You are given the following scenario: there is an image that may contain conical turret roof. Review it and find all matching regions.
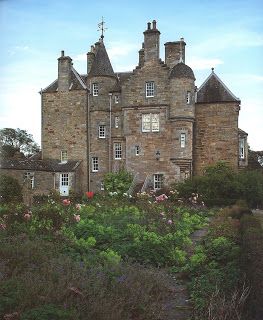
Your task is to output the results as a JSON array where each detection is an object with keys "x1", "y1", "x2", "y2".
[{"x1": 89, "y1": 41, "x2": 115, "y2": 77}]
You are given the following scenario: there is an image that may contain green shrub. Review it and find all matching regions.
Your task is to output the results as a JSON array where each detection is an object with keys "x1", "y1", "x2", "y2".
[
  {"x1": 103, "y1": 170, "x2": 133, "y2": 195},
  {"x1": 21, "y1": 304, "x2": 73, "y2": 320},
  {"x1": 0, "y1": 174, "x2": 23, "y2": 203}
]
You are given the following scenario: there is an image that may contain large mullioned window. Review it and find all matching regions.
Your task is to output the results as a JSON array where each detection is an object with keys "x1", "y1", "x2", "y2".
[{"x1": 142, "y1": 113, "x2": 159, "y2": 132}]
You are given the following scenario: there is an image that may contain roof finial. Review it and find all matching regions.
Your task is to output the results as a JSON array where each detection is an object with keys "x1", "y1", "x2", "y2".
[
  {"x1": 211, "y1": 67, "x2": 214, "y2": 73},
  {"x1": 98, "y1": 16, "x2": 107, "y2": 41}
]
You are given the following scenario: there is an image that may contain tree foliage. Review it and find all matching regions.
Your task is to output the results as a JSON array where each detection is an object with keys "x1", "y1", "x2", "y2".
[
  {"x1": 0, "y1": 174, "x2": 23, "y2": 203},
  {"x1": 0, "y1": 128, "x2": 40, "y2": 159}
]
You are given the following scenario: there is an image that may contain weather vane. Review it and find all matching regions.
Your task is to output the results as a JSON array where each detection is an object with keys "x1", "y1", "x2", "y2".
[{"x1": 98, "y1": 17, "x2": 107, "y2": 40}]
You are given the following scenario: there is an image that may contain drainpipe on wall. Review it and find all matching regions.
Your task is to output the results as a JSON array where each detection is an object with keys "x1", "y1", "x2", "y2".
[
  {"x1": 109, "y1": 93, "x2": 112, "y2": 172},
  {"x1": 87, "y1": 86, "x2": 91, "y2": 191},
  {"x1": 40, "y1": 88, "x2": 43, "y2": 159}
]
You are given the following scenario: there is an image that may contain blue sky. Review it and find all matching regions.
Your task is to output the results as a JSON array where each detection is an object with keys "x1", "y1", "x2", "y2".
[{"x1": 1, "y1": 0, "x2": 262, "y2": 150}]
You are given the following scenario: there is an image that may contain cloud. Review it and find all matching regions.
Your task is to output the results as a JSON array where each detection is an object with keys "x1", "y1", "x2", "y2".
[{"x1": 188, "y1": 57, "x2": 224, "y2": 70}]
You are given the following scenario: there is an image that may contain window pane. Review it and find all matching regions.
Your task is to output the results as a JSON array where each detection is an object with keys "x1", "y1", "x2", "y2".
[
  {"x1": 61, "y1": 173, "x2": 69, "y2": 186},
  {"x1": 180, "y1": 133, "x2": 186, "y2": 148},
  {"x1": 151, "y1": 114, "x2": 159, "y2": 132},
  {"x1": 93, "y1": 83, "x2": 98, "y2": 96},
  {"x1": 114, "y1": 143, "x2": 122, "y2": 159},
  {"x1": 92, "y1": 157, "x2": 99, "y2": 172},
  {"x1": 142, "y1": 114, "x2": 151, "y2": 132},
  {"x1": 146, "y1": 81, "x2": 155, "y2": 97}
]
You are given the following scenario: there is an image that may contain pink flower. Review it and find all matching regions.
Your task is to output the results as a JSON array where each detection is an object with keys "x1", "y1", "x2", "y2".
[
  {"x1": 62, "y1": 199, "x2": 71, "y2": 206},
  {"x1": 24, "y1": 213, "x2": 31, "y2": 221},
  {"x1": 167, "y1": 219, "x2": 173, "y2": 224},
  {"x1": 155, "y1": 194, "x2": 168, "y2": 202},
  {"x1": 86, "y1": 191, "x2": 94, "y2": 199},
  {"x1": 74, "y1": 214, "x2": 81, "y2": 222},
  {"x1": 0, "y1": 223, "x2": 6, "y2": 230},
  {"x1": 75, "y1": 204, "x2": 81, "y2": 210}
]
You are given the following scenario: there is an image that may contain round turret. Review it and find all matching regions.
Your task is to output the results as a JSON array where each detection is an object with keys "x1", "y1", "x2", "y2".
[{"x1": 169, "y1": 62, "x2": 195, "y2": 80}]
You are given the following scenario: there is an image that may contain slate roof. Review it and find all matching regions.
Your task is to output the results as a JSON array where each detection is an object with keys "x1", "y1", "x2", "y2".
[
  {"x1": 42, "y1": 66, "x2": 87, "y2": 93},
  {"x1": 88, "y1": 41, "x2": 115, "y2": 77},
  {"x1": 238, "y1": 128, "x2": 248, "y2": 136},
  {"x1": 169, "y1": 62, "x2": 195, "y2": 80},
  {"x1": 0, "y1": 159, "x2": 81, "y2": 172},
  {"x1": 197, "y1": 70, "x2": 240, "y2": 103}
]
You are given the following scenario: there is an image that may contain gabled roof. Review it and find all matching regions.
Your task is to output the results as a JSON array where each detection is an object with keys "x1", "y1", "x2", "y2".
[
  {"x1": 0, "y1": 159, "x2": 81, "y2": 172},
  {"x1": 238, "y1": 128, "x2": 248, "y2": 136},
  {"x1": 89, "y1": 41, "x2": 115, "y2": 77},
  {"x1": 42, "y1": 66, "x2": 87, "y2": 93},
  {"x1": 197, "y1": 70, "x2": 240, "y2": 103}
]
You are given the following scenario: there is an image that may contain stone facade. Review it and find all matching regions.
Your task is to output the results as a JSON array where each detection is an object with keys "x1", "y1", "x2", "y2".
[{"x1": 0, "y1": 20, "x2": 248, "y2": 197}]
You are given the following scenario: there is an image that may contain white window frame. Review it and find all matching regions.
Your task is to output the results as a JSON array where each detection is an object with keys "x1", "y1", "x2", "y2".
[
  {"x1": 135, "y1": 145, "x2": 140, "y2": 156},
  {"x1": 180, "y1": 133, "x2": 186, "y2": 148},
  {"x1": 115, "y1": 116, "x2": 120, "y2": 129},
  {"x1": 239, "y1": 138, "x2": 245, "y2": 159},
  {"x1": 61, "y1": 173, "x2": 69, "y2": 186},
  {"x1": 24, "y1": 172, "x2": 34, "y2": 189},
  {"x1": 114, "y1": 143, "x2": 122, "y2": 160},
  {"x1": 146, "y1": 81, "x2": 155, "y2": 97},
  {"x1": 92, "y1": 157, "x2": 99, "y2": 172},
  {"x1": 61, "y1": 150, "x2": 68, "y2": 163},
  {"x1": 92, "y1": 83, "x2": 98, "y2": 96},
  {"x1": 99, "y1": 125, "x2": 106, "y2": 138},
  {"x1": 154, "y1": 174, "x2": 163, "y2": 190},
  {"x1": 142, "y1": 113, "x2": 159, "y2": 132},
  {"x1": 186, "y1": 91, "x2": 191, "y2": 104}
]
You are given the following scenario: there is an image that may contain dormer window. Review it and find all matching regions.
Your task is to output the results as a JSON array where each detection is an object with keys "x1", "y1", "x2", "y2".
[
  {"x1": 92, "y1": 83, "x2": 98, "y2": 96},
  {"x1": 146, "y1": 81, "x2": 155, "y2": 97},
  {"x1": 61, "y1": 150, "x2": 68, "y2": 163}
]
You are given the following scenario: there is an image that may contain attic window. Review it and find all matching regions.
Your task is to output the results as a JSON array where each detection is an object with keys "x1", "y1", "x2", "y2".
[
  {"x1": 146, "y1": 81, "x2": 155, "y2": 98},
  {"x1": 61, "y1": 150, "x2": 68, "y2": 163}
]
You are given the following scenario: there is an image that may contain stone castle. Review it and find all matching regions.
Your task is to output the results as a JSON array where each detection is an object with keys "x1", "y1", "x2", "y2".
[{"x1": 1, "y1": 20, "x2": 248, "y2": 197}]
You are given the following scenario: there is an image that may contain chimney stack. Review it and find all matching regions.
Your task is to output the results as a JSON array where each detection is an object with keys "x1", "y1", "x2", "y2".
[
  {"x1": 58, "y1": 50, "x2": 72, "y2": 91},
  {"x1": 164, "y1": 38, "x2": 186, "y2": 68},
  {"x1": 87, "y1": 45, "x2": 95, "y2": 74},
  {"x1": 143, "y1": 20, "x2": 160, "y2": 63}
]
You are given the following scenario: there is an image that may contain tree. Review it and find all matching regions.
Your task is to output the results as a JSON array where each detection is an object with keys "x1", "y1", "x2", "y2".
[
  {"x1": 0, "y1": 174, "x2": 23, "y2": 203},
  {"x1": 0, "y1": 128, "x2": 40, "y2": 159}
]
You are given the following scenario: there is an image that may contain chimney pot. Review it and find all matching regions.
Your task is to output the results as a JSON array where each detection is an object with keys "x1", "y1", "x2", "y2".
[
  {"x1": 61, "y1": 50, "x2": 64, "y2": 57},
  {"x1": 147, "y1": 22, "x2": 151, "y2": 30},
  {"x1": 152, "y1": 20, "x2": 157, "y2": 29}
]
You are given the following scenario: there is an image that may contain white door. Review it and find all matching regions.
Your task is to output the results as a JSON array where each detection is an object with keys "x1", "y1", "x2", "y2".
[{"x1": 60, "y1": 173, "x2": 69, "y2": 196}]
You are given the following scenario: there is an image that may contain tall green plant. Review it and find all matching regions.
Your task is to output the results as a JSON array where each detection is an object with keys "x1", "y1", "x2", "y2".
[
  {"x1": 103, "y1": 170, "x2": 133, "y2": 195},
  {"x1": 0, "y1": 174, "x2": 23, "y2": 204}
]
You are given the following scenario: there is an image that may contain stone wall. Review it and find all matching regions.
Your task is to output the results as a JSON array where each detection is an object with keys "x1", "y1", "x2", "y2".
[{"x1": 194, "y1": 102, "x2": 240, "y2": 175}]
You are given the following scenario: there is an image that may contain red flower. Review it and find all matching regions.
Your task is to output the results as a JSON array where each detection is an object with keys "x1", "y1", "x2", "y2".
[{"x1": 86, "y1": 191, "x2": 94, "y2": 199}]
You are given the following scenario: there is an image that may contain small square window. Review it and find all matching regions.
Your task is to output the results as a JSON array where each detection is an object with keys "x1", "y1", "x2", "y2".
[
  {"x1": 99, "y1": 125, "x2": 106, "y2": 138},
  {"x1": 146, "y1": 81, "x2": 155, "y2": 97},
  {"x1": 180, "y1": 133, "x2": 186, "y2": 148},
  {"x1": 135, "y1": 145, "x2": 140, "y2": 156},
  {"x1": 61, "y1": 150, "x2": 68, "y2": 163},
  {"x1": 114, "y1": 143, "x2": 122, "y2": 159},
  {"x1": 92, "y1": 157, "x2": 99, "y2": 172},
  {"x1": 93, "y1": 83, "x2": 98, "y2": 96}
]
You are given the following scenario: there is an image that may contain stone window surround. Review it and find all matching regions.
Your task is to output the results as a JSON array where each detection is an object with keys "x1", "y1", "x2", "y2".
[
  {"x1": 145, "y1": 81, "x2": 155, "y2": 98},
  {"x1": 92, "y1": 156, "x2": 99, "y2": 172},
  {"x1": 142, "y1": 113, "x2": 160, "y2": 132}
]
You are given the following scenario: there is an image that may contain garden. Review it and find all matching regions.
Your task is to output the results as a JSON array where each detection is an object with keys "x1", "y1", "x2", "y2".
[{"x1": 0, "y1": 163, "x2": 263, "y2": 320}]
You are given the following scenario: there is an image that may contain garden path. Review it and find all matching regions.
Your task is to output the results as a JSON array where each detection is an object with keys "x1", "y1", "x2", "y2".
[{"x1": 161, "y1": 224, "x2": 210, "y2": 320}]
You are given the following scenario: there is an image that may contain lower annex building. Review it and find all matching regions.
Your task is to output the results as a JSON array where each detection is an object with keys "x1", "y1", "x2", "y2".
[{"x1": 0, "y1": 20, "x2": 248, "y2": 198}]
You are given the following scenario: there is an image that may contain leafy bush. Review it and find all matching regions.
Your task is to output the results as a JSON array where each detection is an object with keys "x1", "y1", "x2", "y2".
[
  {"x1": 103, "y1": 170, "x2": 133, "y2": 195},
  {"x1": 175, "y1": 162, "x2": 263, "y2": 208},
  {"x1": 0, "y1": 174, "x2": 23, "y2": 204},
  {"x1": 21, "y1": 304, "x2": 73, "y2": 320}
]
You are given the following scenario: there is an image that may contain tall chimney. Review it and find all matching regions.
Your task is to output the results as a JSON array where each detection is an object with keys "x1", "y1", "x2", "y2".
[
  {"x1": 138, "y1": 43, "x2": 145, "y2": 67},
  {"x1": 143, "y1": 20, "x2": 160, "y2": 63},
  {"x1": 58, "y1": 50, "x2": 72, "y2": 91},
  {"x1": 164, "y1": 38, "x2": 186, "y2": 68},
  {"x1": 87, "y1": 45, "x2": 95, "y2": 74}
]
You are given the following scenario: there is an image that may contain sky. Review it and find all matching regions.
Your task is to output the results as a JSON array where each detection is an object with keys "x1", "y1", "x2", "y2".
[{"x1": 0, "y1": 0, "x2": 262, "y2": 150}]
